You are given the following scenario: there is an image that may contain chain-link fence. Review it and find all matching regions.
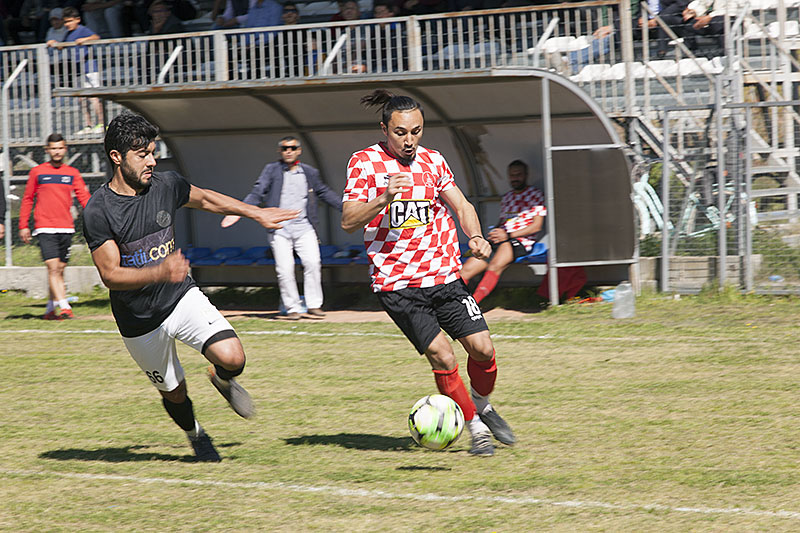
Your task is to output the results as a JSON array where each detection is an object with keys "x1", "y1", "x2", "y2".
[{"x1": 636, "y1": 99, "x2": 800, "y2": 293}]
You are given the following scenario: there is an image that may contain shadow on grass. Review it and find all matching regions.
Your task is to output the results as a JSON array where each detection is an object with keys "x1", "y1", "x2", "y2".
[
  {"x1": 40, "y1": 442, "x2": 241, "y2": 463},
  {"x1": 396, "y1": 465, "x2": 452, "y2": 471},
  {"x1": 284, "y1": 433, "x2": 414, "y2": 451},
  {"x1": 3, "y1": 296, "x2": 112, "y2": 320},
  {"x1": 4, "y1": 313, "x2": 47, "y2": 320}
]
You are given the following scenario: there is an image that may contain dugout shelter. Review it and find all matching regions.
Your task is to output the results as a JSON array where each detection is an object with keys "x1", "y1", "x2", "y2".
[{"x1": 81, "y1": 69, "x2": 636, "y2": 305}]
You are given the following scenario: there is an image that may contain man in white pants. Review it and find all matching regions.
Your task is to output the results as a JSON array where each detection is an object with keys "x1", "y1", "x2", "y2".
[{"x1": 222, "y1": 136, "x2": 343, "y2": 319}]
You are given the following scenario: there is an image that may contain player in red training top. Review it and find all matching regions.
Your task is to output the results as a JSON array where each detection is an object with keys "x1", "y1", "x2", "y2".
[
  {"x1": 19, "y1": 133, "x2": 91, "y2": 320},
  {"x1": 341, "y1": 89, "x2": 516, "y2": 456},
  {"x1": 461, "y1": 160, "x2": 546, "y2": 304}
]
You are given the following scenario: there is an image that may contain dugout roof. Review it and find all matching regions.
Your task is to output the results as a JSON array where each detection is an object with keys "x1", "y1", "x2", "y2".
[{"x1": 81, "y1": 68, "x2": 635, "y2": 291}]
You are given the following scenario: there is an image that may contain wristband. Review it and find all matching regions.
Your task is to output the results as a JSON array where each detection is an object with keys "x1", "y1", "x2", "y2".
[{"x1": 469, "y1": 235, "x2": 483, "y2": 241}]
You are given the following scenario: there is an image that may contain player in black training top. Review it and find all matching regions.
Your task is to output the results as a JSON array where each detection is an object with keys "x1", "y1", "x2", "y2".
[{"x1": 83, "y1": 112, "x2": 298, "y2": 462}]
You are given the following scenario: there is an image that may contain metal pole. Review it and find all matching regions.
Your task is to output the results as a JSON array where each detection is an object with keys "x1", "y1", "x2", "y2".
[
  {"x1": 36, "y1": 44, "x2": 53, "y2": 140},
  {"x1": 407, "y1": 16, "x2": 423, "y2": 72},
  {"x1": 715, "y1": 76, "x2": 726, "y2": 287},
  {"x1": 541, "y1": 78, "x2": 559, "y2": 307},
  {"x1": 744, "y1": 107, "x2": 753, "y2": 291},
  {"x1": 661, "y1": 110, "x2": 670, "y2": 292},
  {"x1": 2, "y1": 59, "x2": 29, "y2": 267},
  {"x1": 620, "y1": 0, "x2": 634, "y2": 116},
  {"x1": 157, "y1": 45, "x2": 184, "y2": 84}
]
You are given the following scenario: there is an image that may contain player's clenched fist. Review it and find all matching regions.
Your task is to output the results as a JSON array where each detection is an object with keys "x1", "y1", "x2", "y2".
[
  {"x1": 382, "y1": 173, "x2": 413, "y2": 203},
  {"x1": 470, "y1": 236, "x2": 492, "y2": 260},
  {"x1": 159, "y1": 250, "x2": 190, "y2": 283}
]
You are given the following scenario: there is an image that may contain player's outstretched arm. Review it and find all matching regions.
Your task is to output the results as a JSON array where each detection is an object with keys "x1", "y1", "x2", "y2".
[
  {"x1": 440, "y1": 186, "x2": 491, "y2": 260},
  {"x1": 91, "y1": 240, "x2": 189, "y2": 290},
  {"x1": 186, "y1": 185, "x2": 298, "y2": 230},
  {"x1": 341, "y1": 173, "x2": 411, "y2": 232}
]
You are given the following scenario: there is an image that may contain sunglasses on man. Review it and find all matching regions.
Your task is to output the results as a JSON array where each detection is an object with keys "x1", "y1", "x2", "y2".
[{"x1": 280, "y1": 145, "x2": 301, "y2": 151}]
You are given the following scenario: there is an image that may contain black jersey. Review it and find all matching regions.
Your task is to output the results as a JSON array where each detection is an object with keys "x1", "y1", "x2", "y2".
[{"x1": 83, "y1": 171, "x2": 195, "y2": 337}]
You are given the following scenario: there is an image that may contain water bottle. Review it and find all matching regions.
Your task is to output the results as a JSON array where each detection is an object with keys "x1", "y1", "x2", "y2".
[{"x1": 612, "y1": 281, "x2": 635, "y2": 319}]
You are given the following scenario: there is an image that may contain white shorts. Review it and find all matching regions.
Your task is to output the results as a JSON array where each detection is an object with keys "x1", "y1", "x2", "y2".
[{"x1": 122, "y1": 287, "x2": 235, "y2": 392}]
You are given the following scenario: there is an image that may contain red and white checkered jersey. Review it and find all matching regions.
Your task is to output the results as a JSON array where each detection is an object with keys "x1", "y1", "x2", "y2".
[
  {"x1": 500, "y1": 186, "x2": 546, "y2": 252},
  {"x1": 343, "y1": 142, "x2": 462, "y2": 292}
]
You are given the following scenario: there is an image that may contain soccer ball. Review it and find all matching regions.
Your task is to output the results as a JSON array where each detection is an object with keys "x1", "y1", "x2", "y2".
[{"x1": 408, "y1": 394, "x2": 465, "y2": 450}]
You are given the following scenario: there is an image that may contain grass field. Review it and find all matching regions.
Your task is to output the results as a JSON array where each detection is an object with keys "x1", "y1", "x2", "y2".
[{"x1": 3, "y1": 288, "x2": 800, "y2": 531}]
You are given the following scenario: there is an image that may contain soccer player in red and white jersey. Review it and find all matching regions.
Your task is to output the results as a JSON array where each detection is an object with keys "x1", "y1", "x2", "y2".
[
  {"x1": 461, "y1": 160, "x2": 546, "y2": 304},
  {"x1": 19, "y1": 133, "x2": 91, "y2": 320},
  {"x1": 341, "y1": 89, "x2": 515, "y2": 456}
]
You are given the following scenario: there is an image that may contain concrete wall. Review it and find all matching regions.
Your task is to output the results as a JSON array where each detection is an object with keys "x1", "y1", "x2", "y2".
[{"x1": 0, "y1": 266, "x2": 104, "y2": 299}]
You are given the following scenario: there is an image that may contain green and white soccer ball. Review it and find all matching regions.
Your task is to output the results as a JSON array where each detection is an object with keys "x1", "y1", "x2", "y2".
[{"x1": 408, "y1": 394, "x2": 465, "y2": 450}]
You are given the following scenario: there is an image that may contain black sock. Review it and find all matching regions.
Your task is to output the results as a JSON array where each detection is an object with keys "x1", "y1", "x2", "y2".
[
  {"x1": 162, "y1": 396, "x2": 196, "y2": 432},
  {"x1": 214, "y1": 362, "x2": 244, "y2": 381}
]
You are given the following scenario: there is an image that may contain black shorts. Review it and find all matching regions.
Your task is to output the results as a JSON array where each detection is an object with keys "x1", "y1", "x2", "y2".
[
  {"x1": 38, "y1": 233, "x2": 72, "y2": 262},
  {"x1": 491, "y1": 238, "x2": 527, "y2": 261},
  {"x1": 376, "y1": 279, "x2": 489, "y2": 354}
]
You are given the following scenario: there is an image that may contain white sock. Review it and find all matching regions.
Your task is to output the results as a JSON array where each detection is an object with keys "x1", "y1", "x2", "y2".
[
  {"x1": 470, "y1": 387, "x2": 491, "y2": 415},
  {"x1": 469, "y1": 416, "x2": 490, "y2": 436},
  {"x1": 57, "y1": 299, "x2": 71, "y2": 310},
  {"x1": 186, "y1": 420, "x2": 203, "y2": 439},
  {"x1": 46, "y1": 300, "x2": 55, "y2": 313}
]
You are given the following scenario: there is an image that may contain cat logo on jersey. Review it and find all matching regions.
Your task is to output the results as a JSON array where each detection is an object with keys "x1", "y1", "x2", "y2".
[{"x1": 389, "y1": 199, "x2": 432, "y2": 229}]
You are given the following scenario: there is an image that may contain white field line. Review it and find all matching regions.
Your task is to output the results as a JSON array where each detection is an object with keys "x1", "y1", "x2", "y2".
[
  {"x1": 2, "y1": 468, "x2": 800, "y2": 520},
  {"x1": 0, "y1": 329, "x2": 554, "y2": 340}
]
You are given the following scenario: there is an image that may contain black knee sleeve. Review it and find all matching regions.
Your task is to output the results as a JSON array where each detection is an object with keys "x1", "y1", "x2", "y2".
[
  {"x1": 201, "y1": 329, "x2": 238, "y2": 355},
  {"x1": 214, "y1": 361, "x2": 244, "y2": 381}
]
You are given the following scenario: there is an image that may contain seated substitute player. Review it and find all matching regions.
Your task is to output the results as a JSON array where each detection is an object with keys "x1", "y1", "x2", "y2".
[
  {"x1": 82, "y1": 112, "x2": 297, "y2": 462},
  {"x1": 341, "y1": 89, "x2": 516, "y2": 456},
  {"x1": 460, "y1": 159, "x2": 546, "y2": 304}
]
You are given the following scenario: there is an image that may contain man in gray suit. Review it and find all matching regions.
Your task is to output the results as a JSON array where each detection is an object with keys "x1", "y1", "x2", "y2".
[{"x1": 222, "y1": 136, "x2": 342, "y2": 319}]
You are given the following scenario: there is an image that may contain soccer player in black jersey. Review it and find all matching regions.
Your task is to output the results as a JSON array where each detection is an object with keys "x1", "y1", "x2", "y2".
[{"x1": 83, "y1": 112, "x2": 297, "y2": 461}]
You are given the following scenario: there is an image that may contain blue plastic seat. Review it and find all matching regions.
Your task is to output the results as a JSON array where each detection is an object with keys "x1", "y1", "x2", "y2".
[
  {"x1": 192, "y1": 256, "x2": 225, "y2": 266},
  {"x1": 514, "y1": 242, "x2": 548, "y2": 264},
  {"x1": 184, "y1": 247, "x2": 212, "y2": 263},
  {"x1": 349, "y1": 244, "x2": 369, "y2": 264},
  {"x1": 191, "y1": 247, "x2": 243, "y2": 266},
  {"x1": 225, "y1": 246, "x2": 272, "y2": 265},
  {"x1": 320, "y1": 244, "x2": 346, "y2": 265}
]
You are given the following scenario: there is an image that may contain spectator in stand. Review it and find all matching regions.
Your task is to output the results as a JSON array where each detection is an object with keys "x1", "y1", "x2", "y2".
[
  {"x1": 7, "y1": 0, "x2": 61, "y2": 43},
  {"x1": 460, "y1": 160, "x2": 546, "y2": 305},
  {"x1": 214, "y1": 0, "x2": 249, "y2": 28},
  {"x1": 279, "y1": 2, "x2": 319, "y2": 76},
  {"x1": 147, "y1": 0, "x2": 185, "y2": 34},
  {"x1": 677, "y1": 0, "x2": 746, "y2": 54},
  {"x1": 331, "y1": 0, "x2": 368, "y2": 21},
  {"x1": 19, "y1": 133, "x2": 91, "y2": 320},
  {"x1": 281, "y1": 0, "x2": 299, "y2": 24},
  {"x1": 0, "y1": 0, "x2": 11, "y2": 45},
  {"x1": 652, "y1": 0, "x2": 692, "y2": 57},
  {"x1": 368, "y1": 0, "x2": 404, "y2": 73},
  {"x1": 45, "y1": 7, "x2": 68, "y2": 42},
  {"x1": 221, "y1": 136, "x2": 342, "y2": 320},
  {"x1": 48, "y1": 7, "x2": 104, "y2": 134},
  {"x1": 395, "y1": 0, "x2": 447, "y2": 16},
  {"x1": 373, "y1": 0, "x2": 397, "y2": 17},
  {"x1": 82, "y1": 0, "x2": 125, "y2": 38},
  {"x1": 243, "y1": 0, "x2": 281, "y2": 28}
]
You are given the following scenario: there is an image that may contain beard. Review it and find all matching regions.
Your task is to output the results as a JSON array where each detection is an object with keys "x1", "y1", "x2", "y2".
[
  {"x1": 121, "y1": 160, "x2": 151, "y2": 192},
  {"x1": 398, "y1": 154, "x2": 416, "y2": 167}
]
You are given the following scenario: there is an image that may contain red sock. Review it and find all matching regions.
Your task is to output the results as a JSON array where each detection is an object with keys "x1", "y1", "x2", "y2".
[
  {"x1": 467, "y1": 353, "x2": 497, "y2": 397},
  {"x1": 433, "y1": 364, "x2": 477, "y2": 421},
  {"x1": 473, "y1": 270, "x2": 499, "y2": 304}
]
